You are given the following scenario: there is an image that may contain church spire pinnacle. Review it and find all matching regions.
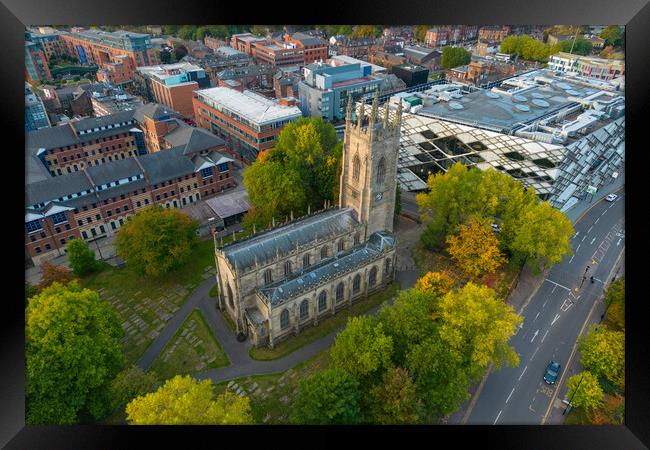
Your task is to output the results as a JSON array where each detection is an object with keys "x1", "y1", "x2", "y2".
[
  {"x1": 369, "y1": 90, "x2": 379, "y2": 126},
  {"x1": 345, "y1": 94, "x2": 353, "y2": 126},
  {"x1": 395, "y1": 99, "x2": 403, "y2": 129},
  {"x1": 357, "y1": 101, "x2": 364, "y2": 128},
  {"x1": 383, "y1": 100, "x2": 390, "y2": 128}
]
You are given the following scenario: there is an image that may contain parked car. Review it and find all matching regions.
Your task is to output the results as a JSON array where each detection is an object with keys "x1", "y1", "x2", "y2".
[
  {"x1": 605, "y1": 194, "x2": 618, "y2": 202},
  {"x1": 543, "y1": 361, "x2": 561, "y2": 385}
]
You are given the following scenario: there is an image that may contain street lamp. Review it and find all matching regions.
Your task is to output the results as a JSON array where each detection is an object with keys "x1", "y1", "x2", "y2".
[{"x1": 563, "y1": 370, "x2": 586, "y2": 416}]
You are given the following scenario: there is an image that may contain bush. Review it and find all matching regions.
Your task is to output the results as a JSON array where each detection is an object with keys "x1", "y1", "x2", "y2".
[{"x1": 66, "y1": 239, "x2": 99, "y2": 276}]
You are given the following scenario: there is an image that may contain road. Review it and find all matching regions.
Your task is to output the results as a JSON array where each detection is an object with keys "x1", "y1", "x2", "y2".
[{"x1": 465, "y1": 191, "x2": 625, "y2": 425}]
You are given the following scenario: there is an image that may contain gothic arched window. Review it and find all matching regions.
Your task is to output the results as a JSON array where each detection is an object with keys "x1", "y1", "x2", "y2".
[
  {"x1": 354, "y1": 232, "x2": 361, "y2": 246},
  {"x1": 321, "y1": 246, "x2": 329, "y2": 259},
  {"x1": 369, "y1": 266, "x2": 378, "y2": 287},
  {"x1": 280, "y1": 309, "x2": 289, "y2": 329},
  {"x1": 338, "y1": 239, "x2": 345, "y2": 252},
  {"x1": 318, "y1": 291, "x2": 327, "y2": 312},
  {"x1": 377, "y1": 157, "x2": 386, "y2": 185},
  {"x1": 284, "y1": 261, "x2": 292, "y2": 276},
  {"x1": 227, "y1": 283, "x2": 234, "y2": 310},
  {"x1": 264, "y1": 269, "x2": 273, "y2": 285},
  {"x1": 300, "y1": 299, "x2": 309, "y2": 319},
  {"x1": 352, "y1": 154, "x2": 361, "y2": 183},
  {"x1": 336, "y1": 282, "x2": 345, "y2": 303},
  {"x1": 303, "y1": 253, "x2": 311, "y2": 269},
  {"x1": 385, "y1": 257, "x2": 392, "y2": 275},
  {"x1": 353, "y1": 274, "x2": 361, "y2": 293}
]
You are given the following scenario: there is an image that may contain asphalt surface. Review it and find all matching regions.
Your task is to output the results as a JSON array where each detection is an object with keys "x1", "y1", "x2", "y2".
[{"x1": 465, "y1": 191, "x2": 625, "y2": 425}]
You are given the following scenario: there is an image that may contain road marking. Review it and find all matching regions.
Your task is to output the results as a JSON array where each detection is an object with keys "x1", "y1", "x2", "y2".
[
  {"x1": 506, "y1": 388, "x2": 515, "y2": 404},
  {"x1": 545, "y1": 279, "x2": 571, "y2": 291},
  {"x1": 542, "y1": 300, "x2": 548, "y2": 308},
  {"x1": 594, "y1": 218, "x2": 599, "y2": 224},
  {"x1": 590, "y1": 237, "x2": 596, "y2": 245},
  {"x1": 494, "y1": 410, "x2": 502, "y2": 424},
  {"x1": 568, "y1": 254, "x2": 575, "y2": 264},
  {"x1": 576, "y1": 244, "x2": 581, "y2": 252},
  {"x1": 574, "y1": 231, "x2": 580, "y2": 238},
  {"x1": 601, "y1": 211, "x2": 606, "y2": 217},
  {"x1": 541, "y1": 330, "x2": 549, "y2": 343},
  {"x1": 519, "y1": 365, "x2": 528, "y2": 381},
  {"x1": 529, "y1": 404, "x2": 536, "y2": 413},
  {"x1": 582, "y1": 235, "x2": 586, "y2": 242},
  {"x1": 587, "y1": 226, "x2": 593, "y2": 234},
  {"x1": 531, "y1": 346, "x2": 540, "y2": 361},
  {"x1": 530, "y1": 329, "x2": 539, "y2": 343},
  {"x1": 551, "y1": 314, "x2": 561, "y2": 326},
  {"x1": 617, "y1": 239, "x2": 621, "y2": 246},
  {"x1": 533, "y1": 312, "x2": 540, "y2": 322},
  {"x1": 541, "y1": 246, "x2": 625, "y2": 425}
]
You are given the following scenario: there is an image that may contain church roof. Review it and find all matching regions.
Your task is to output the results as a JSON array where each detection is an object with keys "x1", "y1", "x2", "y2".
[
  {"x1": 259, "y1": 231, "x2": 395, "y2": 306},
  {"x1": 221, "y1": 208, "x2": 359, "y2": 271}
]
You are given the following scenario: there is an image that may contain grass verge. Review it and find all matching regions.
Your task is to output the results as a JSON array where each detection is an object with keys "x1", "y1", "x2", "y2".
[{"x1": 248, "y1": 282, "x2": 400, "y2": 361}]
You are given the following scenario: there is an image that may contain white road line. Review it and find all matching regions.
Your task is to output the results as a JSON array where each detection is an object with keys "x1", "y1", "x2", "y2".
[
  {"x1": 568, "y1": 254, "x2": 575, "y2": 264},
  {"x1": 574, "y1": 231, "x2": 580, "y2": 238},
  {"x1": 542, "y1": 300, "x2": 548, "y2": 308},
  {"x1": 587, "y1": 226, "x2": 593, "y2": 234},
  {"x1": 590, "y1": 237, "x2": 596, "y2": 245},
  {"x1": 530, "y1": 329, "x2": 539, "y2": 343},
  {"x1": 601, "y1": 211, "x2": 606, "y2": 217},
  {"x1": 594, "y1": 218, "x2": 599, "y2": 224},
  {"x1": 576, "y1": 244, "x2": 581, "y2": 252},
  {"x1": 533, "y1": 312, "x2": 540, "y2": 322},
  {"x1": 551, "y1": 314, "x2": 561, "y2": 326},
  {"x1": 541, "y1": 330, "x2": 549, "y2": 343},
  {"x1": 545, "y1": 279, "x2": 571, "y2": 291},
  {"x1": 494, "y1": 410, "x2": 503, "y2": 424},
  {"x1": 531, "y1": 346, "x2": 540, "y2": 361},
  {"x1": 519, "y1": 366, "x2": 528, "y2": 381},
  {"x1": 582, "y1": 235, "x2": 586, "y2": 242},
  {"x1": 506, "y1": 388, "x2": 515, "y2": 404},
  {"x1": 617, "y1": 239, "x2": 621, "y2": 246}
]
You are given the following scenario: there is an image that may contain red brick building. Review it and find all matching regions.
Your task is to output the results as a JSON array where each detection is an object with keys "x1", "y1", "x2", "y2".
[{"x1": 284, "y1": 32, "x2": 328, "y2": 64}]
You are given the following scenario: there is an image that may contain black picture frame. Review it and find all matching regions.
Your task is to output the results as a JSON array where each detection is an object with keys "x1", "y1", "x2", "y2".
[{"x1": 3, "y1": 0, "x2": 648, "y2": 447}]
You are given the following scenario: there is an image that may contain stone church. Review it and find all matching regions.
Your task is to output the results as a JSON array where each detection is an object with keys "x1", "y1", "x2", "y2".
[{"x1": 213, "y1": 93, "x2": 403, "y2": 348}]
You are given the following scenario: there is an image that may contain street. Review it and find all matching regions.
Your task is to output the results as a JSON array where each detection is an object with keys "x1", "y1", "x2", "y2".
[{"x1": 465, "y1": 191, "x2": 625, "y2": 425}]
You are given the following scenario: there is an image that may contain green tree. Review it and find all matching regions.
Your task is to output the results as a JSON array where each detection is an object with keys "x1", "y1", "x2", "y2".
[
  {"x1": 600, "y1": 26, "x2": 623, "y2": 47},
  {"x1": 509, "y1": 201, "x2": 574, "y2": 272},
  {"x1": 352, "y1": 25, "x2": 383, "y2": 38},
  {"x1": 250, "y1": 25, "x2": 269, "y2": 37},
  {"x1": 414, "y1": 25, "x2": 432, "y2": 43},
  {"x1": 66, "y1": 239, "x2": 98, "y2": 276},
  {"x1": 438, "y1": 282, "x2": 522, "y2": 378},
  {"x1": 205, "y1": 25, "x2": 229, "y2": 39},
  {"x1": 406, "y1": 334, "x2": 471, "y2": 419},
  {"x1": 195, "y1": 27, "x2": 207, "y2": 42},
  {"x1": 107, "y1": 365, "x2": 159, "y2": 415},
  {"x1": 377, "y1": 288, "x2": 438, "y2": 365},
  {"x1": 567, "y1": 371, "x2": 604, "y2": 412},
  {"x1": 290, "y1": 368, "x2": 362, "y2": 424},
  {"x1": 162, "y1": 25, "x2": 179, "y2": 36},
  {"x1": 441, "y1": 46, "x2": 472, "y2": 69},
  {"x1": 369, "y1": 367, "x2": 422, "y2": 424},
  {"x1": 25, "y1": 282, "x2": 39, "y2": 304},
  {"x1": 242, "y1": 117, "x2": 342, "y2": 232},
  {"x1": 26, "y1": 282, "x2": 124, "y2": 424},
  {"x1": 414, "y1": 271, "x2": 454, "y2": 297},
  {"x1": 114, "y1": 206, "x2": 198, "y2": 277},
  {"x1": 126, "y1": 375, "x2": 252, "y2": 424},
  {"x1": 578, "y1": 325, "x2": 625, "y2": 387},
  {"x1": 558, "y1": 37, "x2": 593, "y2": 56},
  {"x1": 604, "y1": 278, "x2": 625, "y2": 330},
  {"x1": 446, "y1": 216, "x2": 507, "y2": 279},
  {"x1": 177, "y1": 25, "x2": 198, "y2": 40},
  {"x1": 330, "y1": 316, "x2": 393, "y2": 384}
]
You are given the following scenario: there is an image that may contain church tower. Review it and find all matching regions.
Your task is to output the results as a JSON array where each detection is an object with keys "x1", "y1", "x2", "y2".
[{"x1": 339, "y1": 91, "x2": 402, "y2": 240}]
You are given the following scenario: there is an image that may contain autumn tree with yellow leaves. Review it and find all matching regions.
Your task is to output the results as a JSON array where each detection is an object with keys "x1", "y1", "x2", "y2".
[{"x1": 446, "y1": 217, "x2": 506, "y2": 279}]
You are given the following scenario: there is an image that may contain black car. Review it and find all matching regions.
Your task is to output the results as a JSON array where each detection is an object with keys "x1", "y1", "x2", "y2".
[{"x1": 543, "y1": 361, "x2": 561, "y2": 385}]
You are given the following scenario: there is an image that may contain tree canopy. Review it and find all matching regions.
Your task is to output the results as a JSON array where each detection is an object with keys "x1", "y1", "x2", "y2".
[
  {"x1": 352, "y1": 25, "x2": 383, "y2": 38},
  {"x1": 414, "y1": 25, "x2": 432, "y2": 42},
  {"x1": 604, "y1": 278, "x2": 625, "y2": 330},
  {"x1": 500, "y1": 35, "x2": 560, "y2": 62},
  {"x1": 242, "y1": 117, "x2": 342, "y2": 232},
  {"x1": 291, "y1": 368, "x2": 362, "y2": 424},
  {"x1": 557, "y1": 37, "x2": 593, "y2": 56},
  {"x1": 330, "y1": 316, "x2": 393, "y2": 384},
  {"x1": 66, "y1": 239, "x2": 99, "y2": 276},
  {"x1": 567, "y1": 371, "x2": 604, "y2": 412},
  {"x1": 369, "y1": 367, "x2": 422, "y2": 424},
  {"x1": 447, "y1": 217, "x2": 506, "y2": 278},
  {"x1": 114, "y1": 206, "x2": 198, "y2": 277},
  {"x1": 26, "y1": 282, "x2": 124, "y2": 424},
  {"x1": 107, "y1": 365, "x2": 159, "y2": 414},
  {"x1": 578, "y1": 325, "x2": 625, "y2": 387},
  {"x1": 414, "y1": 271, "x2": 454, "y2": 297},
  {"x1": 37, "y1": 261, "x2": 75, "y2": 290},
  {"x1": 441, "y1": 46, "x2": 472, "y2": 69},
  {"x1": 126, "y1": 375, "x2": 252, "y2": 425},
  {"x1": 600, "y1": 26, "x2": 624, "y2": 48},
  {"x1": 437, "y1": 282, "x2": 521, "y2": 376}
]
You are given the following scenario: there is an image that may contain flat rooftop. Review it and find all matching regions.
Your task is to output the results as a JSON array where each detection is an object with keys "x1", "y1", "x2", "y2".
[
  {"x1": 330, "y1": 55, "x2": 387, "y2": 73},
  {"x1": 417, "y1": 70, "x2": 623, "y2": 133},
  {"x1": 195, "y1": 87, "x2": 302, "y2": 126}
]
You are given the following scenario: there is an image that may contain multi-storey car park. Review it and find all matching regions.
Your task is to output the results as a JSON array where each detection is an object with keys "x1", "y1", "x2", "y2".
[{"x1": 391, "y1": 69, "x2": 624, "y2": 211}]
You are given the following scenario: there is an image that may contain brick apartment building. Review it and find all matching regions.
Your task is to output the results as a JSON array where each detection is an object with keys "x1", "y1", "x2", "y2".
[
  {"x1": 60, "y1": 29, "x2": 159, "y2": 84},
  {"x1": 204, "y1": 35, "x2": 228, "y2": 50},
  {"x1": 425, "y1": 25, "x2": 479, "y2": 47},
  {"x1": 193, "y1": 87, "x2": 302, "y2": 163},
  {"x1": 25, "y1": 136, "x2": 235, "y2": 265},
  {"x1": 369, "y1": 51, "x2": 406, "y2": 70},
  {"x1": 180, "y1": 49, "x2": 253, "y2": 87},
  {"x1": 25, "y1": 41, "x2": 52, "y2": 82},
  {"x1": 330, "y1": 36, "x2": 376, "y2": 58},
  {"x1": 251, "y1": 41, "x2": 305, "y2": 67},
  {"x1": 215, "y1": 65, "x2": 277, "y2": 92},
  {"x1": 283, "y1": 32, "x2": 329, "y2": 64},
  {"x1": 25, "y1": 27, "x2": 65, "y2": 60},
  {"x1": 135, "y1": 62, "x2": 210, "y2": 119},
  {"x1": 230, "y1": 33, "x2": 267, "y2": 56}
]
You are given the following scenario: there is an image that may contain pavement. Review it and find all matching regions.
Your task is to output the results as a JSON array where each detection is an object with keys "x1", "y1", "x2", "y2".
[{"x1": 461, "y1": 188, "x2": 625, "y2": 425}]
